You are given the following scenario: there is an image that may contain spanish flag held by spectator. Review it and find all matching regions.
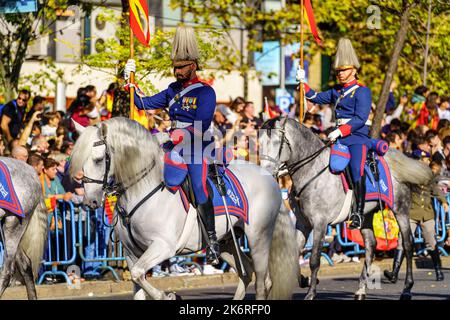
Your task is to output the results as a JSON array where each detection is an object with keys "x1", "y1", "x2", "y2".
[{"x1": 104, "y1": 195, "x2": 117, "y2": 225}]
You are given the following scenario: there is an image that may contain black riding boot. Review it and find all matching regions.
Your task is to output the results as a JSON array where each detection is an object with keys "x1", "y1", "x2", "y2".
[
  {"x1": 429, "y1": 247, "x2": 444, "y2": 281},
  {"x1": 197, "y1": 197, "x2": 220, "y2": 265},
  {"x1": 383, "y1": 249, "x2": 405, "y2": 283},
  {"x1": 349, "y1": 177, "x2": 366, "y2": 230}
]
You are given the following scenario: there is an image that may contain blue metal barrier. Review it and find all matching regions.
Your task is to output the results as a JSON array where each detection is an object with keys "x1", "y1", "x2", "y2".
[
  {"x1": 77, "y1": 208, "x2": 126, "y2": 280},
  {"x1": 10, "y1": 191, "x2": 450, "y2": 285},
  {"x1": 37, "y1": 200, "x2": 77, "y2": 285},
  {"x1": 335, "y1": 223, "x2": 366, "y2": 256}
]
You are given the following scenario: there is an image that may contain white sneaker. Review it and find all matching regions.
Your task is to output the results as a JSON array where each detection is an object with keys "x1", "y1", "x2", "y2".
[
  {"x1": 351, "y1": 256, "x2": 360, "y2": 263},
  {"x1": 152, "y1": 270, "x2": 169, "y2": 278},
  {"x1": 341, "y1": 254, "x2": 352, "y2": 263},
  {"x1": 169, "y1": 263, "x2": 192, "y2": 276},
  {"x1": 202, "y1": 264, "x2": 224, "y2": 275},
  {"x1": 331, "y1": 253, "x2": 343, "y2": 263}
]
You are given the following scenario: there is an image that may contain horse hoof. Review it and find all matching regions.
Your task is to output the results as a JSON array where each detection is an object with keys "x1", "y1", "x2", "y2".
[
  {"x1": 166, "y1": 292, "x2": 182, "y2": 300},
  {"x1": 354, "y1": 294, "x2": 366, "y2": 300},
  {"x1": 400, "y1": 293, "x2": 412, "y2": 300}
]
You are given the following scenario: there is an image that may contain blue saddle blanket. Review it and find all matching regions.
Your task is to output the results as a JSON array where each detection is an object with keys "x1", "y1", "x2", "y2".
[
  {"x1": 364, "y1": 155, "x2": 394, "y2": 209},
  {"x1": 208, "y1": 166, "x2": 249, "y2": 224},
  {"x1": 0, "y1": 160, "x2": 24, "y2": 217},
  {"x1": 164, "y1": 151, "x2": 249, "y2": 224}
]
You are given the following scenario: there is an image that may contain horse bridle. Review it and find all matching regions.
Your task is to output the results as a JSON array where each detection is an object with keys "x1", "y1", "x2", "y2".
[
  {"x1": 260, "y1": 116, "x2": 292, "y2": 178},
  {"x1": 81, "y1": 137, "x2": 154, "y2": 205},
  {"x1": 81, "y1": 140, "x2": 111, "y2": 189},
  {"x1": 260, "y1": 116, "x2": 331, "y2": 186}
]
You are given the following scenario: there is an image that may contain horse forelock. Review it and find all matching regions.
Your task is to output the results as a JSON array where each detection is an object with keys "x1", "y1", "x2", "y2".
[
  {"x1": 105, "y1": 118, "x2": 163, "y2": 181},
  {"x1": 70, "y1": 118, "x2": 163, "y2": 193},
  {"x1": 69, "y1": 125, "x2": 100, "y2": 177}
]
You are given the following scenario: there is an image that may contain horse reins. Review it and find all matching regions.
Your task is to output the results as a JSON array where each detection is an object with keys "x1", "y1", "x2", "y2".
[
  {"x1": 82, "y1": 134, "x2": 165, "y2": 251},
  {"x1": 263, "y1": 116, "x2": 331, "y2": 198}
]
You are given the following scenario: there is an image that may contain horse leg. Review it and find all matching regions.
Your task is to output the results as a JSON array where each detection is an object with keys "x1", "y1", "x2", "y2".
[
  {"x1": 296, "y1": 215, "x2": 312, "y2": 288},
  {"x1": 296, "y1": 227, "x2": 311, "y2": 288},
  {"x1": 396, "y1": 212, "x2": 414, "y2": 300},
  {"x1": 355, "y1": 217, "x2": 376, "y2": 300},
  {"x1": 15, "y1": 248, "x2": 37, "y2": 300},
  {"x1": 129, "y1": 239, "x2": 176, "y2": 300},
  {"x1": 124, "y1": 255, "x2": 148, "y2": 301},
  {"x1": 304, "y1": 225, "x2": 326, "y2": 300},
  {"x1": 0, "y1": 215, "x2": 25, "y2": 298},
  {"x1": 220, "y1": 240, "x2": 254, "y2": 300}
]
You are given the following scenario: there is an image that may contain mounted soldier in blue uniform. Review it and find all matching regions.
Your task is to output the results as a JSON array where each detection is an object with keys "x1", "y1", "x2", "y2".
[
  {"x1": 297, "y1": 38, "x2": 372, "y2": 229},
  {"x1": 124, "y1": 26, "x2": 220, "y2": 264}
]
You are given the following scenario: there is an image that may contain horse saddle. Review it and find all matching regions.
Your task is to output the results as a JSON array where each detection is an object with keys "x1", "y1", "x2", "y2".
[
  {"x1": 163, "y1": 150, "x2": 249, "y2": 224},
  {"x1": 0, "y1": 160, "x2": 25, "y2": 217},
  {"x1": 329, "y1": 139, "x2": 394, "y2": 210}
]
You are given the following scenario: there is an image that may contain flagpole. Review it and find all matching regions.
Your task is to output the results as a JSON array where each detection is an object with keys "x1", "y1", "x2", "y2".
[
  {"x1": 129, "y1": 21, "x2": 135, "y2": 120},
  {"x1": 299, "y1": 0, "x2": 304, "y2": 124}
]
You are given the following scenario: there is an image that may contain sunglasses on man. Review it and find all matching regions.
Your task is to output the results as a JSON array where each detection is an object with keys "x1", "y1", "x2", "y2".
[{"x1": 173, "y1": 63, "x2": 194, "y2": 70}]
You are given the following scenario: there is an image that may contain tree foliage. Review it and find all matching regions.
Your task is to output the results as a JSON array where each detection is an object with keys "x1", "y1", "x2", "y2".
[
  {"x1": 0, "y1": 0, "x2": 91, "y2": 100},
  {"x1": 295, "y1": 0, "x2": 449, "y2": 97},
  {"x1": 79, "y1": 8, "x2": 227, "y2": 95}
]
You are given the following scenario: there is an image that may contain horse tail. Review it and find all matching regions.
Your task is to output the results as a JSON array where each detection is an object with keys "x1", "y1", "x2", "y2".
[
  {"x1": 20, "y1": 194, "x2": 48, "y2": 279},
  {"x1": 267, "y1": 204, "x2": 299, "y2": 300},
  {"x1": 384, "y1": 148, "x2": 434, "y2": 185}
]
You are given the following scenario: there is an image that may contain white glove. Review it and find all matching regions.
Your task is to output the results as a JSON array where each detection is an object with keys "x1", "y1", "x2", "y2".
[
  {"x1": 124, "y1": 59, "x2": 136, "y2": 80},
  {"x1": 327, "y1": 129, "x2": 342, "y2": 142},
  {"x1": 296, "y1": 66, "x2": 306, "y2": 83}
]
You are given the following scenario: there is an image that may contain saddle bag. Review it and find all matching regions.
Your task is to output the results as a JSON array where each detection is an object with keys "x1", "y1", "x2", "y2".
[{"x1": 329, "y1": 143, "x2": 351, "y2": 173}]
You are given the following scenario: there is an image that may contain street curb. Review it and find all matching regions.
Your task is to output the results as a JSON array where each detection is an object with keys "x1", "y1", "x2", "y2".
[{"x1": 2, "y1": 256, "x2": 449, "y2": 299}]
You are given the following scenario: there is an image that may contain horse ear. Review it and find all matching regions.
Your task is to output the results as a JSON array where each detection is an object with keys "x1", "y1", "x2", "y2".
[
  {"x1": 71, "y1": 119, "x2": 86, "y2": 135},
  {"x1": 100, "y1": 122, "x2": 108, "y2": 140}
]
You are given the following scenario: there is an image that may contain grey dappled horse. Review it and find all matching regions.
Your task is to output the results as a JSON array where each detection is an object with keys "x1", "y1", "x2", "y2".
[
  {"x1": 0, "y1": 157, "x2": 48, "y2": 300},
  {"x1": 70, "y1": 117, "x2": 298, "y2": 300},
  {"x1": 259, "y1": 117, "x2": 435, "y2": 300}
]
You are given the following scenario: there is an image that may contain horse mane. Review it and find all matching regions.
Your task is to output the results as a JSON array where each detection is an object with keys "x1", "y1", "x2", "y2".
[
  {"x1": 70, "y1": 117, "x2": 164, "y2": 198},
  {"x1": 261, "y1": 116, "x2": 325, "y2": 148}
]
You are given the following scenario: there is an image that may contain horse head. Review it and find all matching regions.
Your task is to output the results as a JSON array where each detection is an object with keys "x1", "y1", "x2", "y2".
[
  {"x1": 70, "y1": 121, "x2": 114, "y2": 209},
  {"x1": 259, "y1": 116, "x2": 292, "y2": 177}
]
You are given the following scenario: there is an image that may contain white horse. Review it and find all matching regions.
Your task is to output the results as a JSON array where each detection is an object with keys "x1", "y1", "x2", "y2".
[
  {"x1": 0, "y1": 157, "x2": 48, "y2": 300},
  {"x1": 70, "y1": 117, "x2": 298, "y2": 300}
]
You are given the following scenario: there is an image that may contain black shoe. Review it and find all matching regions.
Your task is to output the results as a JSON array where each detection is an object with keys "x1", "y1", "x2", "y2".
[
  {"x1": 197, "y1": 197, "x2": 220, "y2": 265},
  {"x1": 348, "y1": 176, "x2": 366, "y2": 230},
  {"x1": 383, "y1": 249, "x2": 404, "y2": 283},
  {"x1": 430, "y1": 248, "x2": 444, "y2": 281}
]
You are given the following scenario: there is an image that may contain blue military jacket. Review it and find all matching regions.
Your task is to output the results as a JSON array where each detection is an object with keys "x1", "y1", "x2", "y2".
[
  {"x1": 133, "y1": 78, "x2": 216, "y2": 134},
  {"x1": 305, "y1": 79, "x2": 372, "y2": 146}
]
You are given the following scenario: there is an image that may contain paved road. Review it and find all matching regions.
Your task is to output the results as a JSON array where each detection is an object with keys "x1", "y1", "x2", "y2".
[{"x1": 68, "y1": 269, "x2": 450, "y2": 300}]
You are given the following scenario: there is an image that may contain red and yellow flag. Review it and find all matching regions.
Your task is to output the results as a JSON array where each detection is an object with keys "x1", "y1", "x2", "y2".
[
  {"x1": 129, "y1": 0, "x2": 150, "y2": 46},
  {"x1": 132, "y1": 107, "x2": 150, "y2": 129},
  {"x1": 304, "y1": 0, "x2": 322, "y2": 45}
]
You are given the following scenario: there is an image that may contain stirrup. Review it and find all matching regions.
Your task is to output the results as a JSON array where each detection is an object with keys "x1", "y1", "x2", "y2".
[{"x1": 348, "y1": 213, "x2": 363, "y2": 230}]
